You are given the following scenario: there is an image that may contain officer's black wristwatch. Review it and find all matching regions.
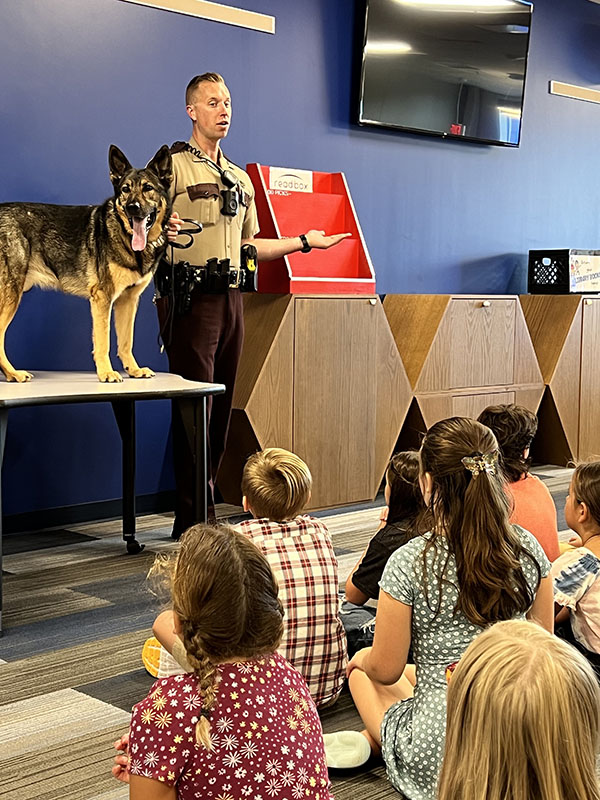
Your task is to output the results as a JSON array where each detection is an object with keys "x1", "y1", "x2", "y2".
[{"x1": 299, "y1": 234, "x2": 312, "y2": 253}]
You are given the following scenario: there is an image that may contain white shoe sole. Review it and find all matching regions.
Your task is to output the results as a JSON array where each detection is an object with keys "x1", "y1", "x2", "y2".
[{"x1": 323, "y1": 730, "x2": 372, "y2": 769}]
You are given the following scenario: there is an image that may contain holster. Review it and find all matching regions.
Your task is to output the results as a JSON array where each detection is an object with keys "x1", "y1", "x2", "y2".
[{"x1": 154, "y1": 246, "x2": 258, "y2": 315}]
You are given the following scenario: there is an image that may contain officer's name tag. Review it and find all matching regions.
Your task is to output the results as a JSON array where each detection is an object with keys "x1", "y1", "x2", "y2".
[{"x1": 268, "y1": 167, "x2": 313, "y2": 194}]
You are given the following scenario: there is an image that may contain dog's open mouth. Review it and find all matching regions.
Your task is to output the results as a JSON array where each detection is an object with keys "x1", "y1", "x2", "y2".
[{"x1": 129, "y1": 210, "x2": 157, "y2": 252}]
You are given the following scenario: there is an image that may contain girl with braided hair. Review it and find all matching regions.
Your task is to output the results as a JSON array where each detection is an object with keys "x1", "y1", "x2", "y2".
[
  {"x1": 325, "y1": 417, "x2": 553, "y2": 800},
  {"x1": 120, "y1": 524, "x2": 333, "y2": 800}
]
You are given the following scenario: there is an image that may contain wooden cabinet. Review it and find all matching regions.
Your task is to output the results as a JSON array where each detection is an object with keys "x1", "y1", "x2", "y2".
[
  {"x1": 521, "y1": 295, "x2": 600, "y2": 464},
  {"x1": 383, "y1": 295, "x2": 544, "y2": 447},
  {"x1": 218, "y1": 295, "x2": 412, "y2": 510},
  {"x1": 580, "y1": 299, "x2": 600, "y2": 461},
  {"x1": 447, "y1": 299, "x2": 516, "y2": 388},
  {"x1": 293, "y1": 298, "x2": 378, "y2": 506}
]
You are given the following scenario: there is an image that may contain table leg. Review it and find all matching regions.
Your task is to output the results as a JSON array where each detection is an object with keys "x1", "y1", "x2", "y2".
[
  {"x1": 111, "y1": 400, "x2": 144, "y2": 555},
  {"x1": 0, "y1": 409, "x2": 7, "y2": 635},
  {"x1": 194, "y1": 397, "x2": 208, "y2": 524},
  {"x1": 176, "y1": 397, "x2": 208, "y2": 525}
]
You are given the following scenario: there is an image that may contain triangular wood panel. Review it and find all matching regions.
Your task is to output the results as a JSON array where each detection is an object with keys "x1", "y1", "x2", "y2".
[
  {"x1": 415, "y1": 394, "x2": 454, "y2": 428},
  {"x1": 373, "y1": 310, "x2": 413, "y2": 496},
  {"x1": 383, "y1": 295, "x2": 450, "y2": 388},
  {"x1": 232, "y1": 294, "x2": 293, "y2": 409},
  {"x1": 578, "y1": 299, "x2": 600, "y2": 461},
  {"x1": 520, "y1": 294, "x2": 581, "y2": 382},
  {"x1": 548, "y1": 303, "x2": 582, "y2": 457},
  {"x1": 531, "y1": 387, "x2": 574, "y2": 467},
  {"x1": 513, "y1": 385, "x2": 546, "y2": 415},
  {"x1": 395, "y1": 398, "x2": 427, "y2": 452},
  {"x1": 514, "y1": 301, "x2": 545, "y2": 385},
  {"x1": 246, "y1": 303, "x2": 295, "y2": 452}
]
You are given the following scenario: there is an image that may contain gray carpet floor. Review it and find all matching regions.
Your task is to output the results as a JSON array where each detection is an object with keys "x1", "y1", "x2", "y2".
[{"x1": 0, "y1": 466, "x2": 572, "y2": 800}]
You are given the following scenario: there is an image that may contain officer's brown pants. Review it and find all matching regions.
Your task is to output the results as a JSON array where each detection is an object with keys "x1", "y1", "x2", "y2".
[{"x1": 157, "y1": 289, "x2": 244, "y2": 534}]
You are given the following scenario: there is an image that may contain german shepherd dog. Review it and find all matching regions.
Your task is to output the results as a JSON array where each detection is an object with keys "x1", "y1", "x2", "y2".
[{"x1": 0, "y1": 144, "x2": 172, "y2": 382}]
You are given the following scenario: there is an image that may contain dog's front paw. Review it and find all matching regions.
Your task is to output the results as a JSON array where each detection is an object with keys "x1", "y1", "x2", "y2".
[
  {"x1": 6, "y1": 369, "x2": 34, "y2": 383},
  {"x1": 98, "y1": 370, "x2": 124, "y2": 383},
  {"x1": 126, "y1": 366, "x2": 155, "y2": 379}
]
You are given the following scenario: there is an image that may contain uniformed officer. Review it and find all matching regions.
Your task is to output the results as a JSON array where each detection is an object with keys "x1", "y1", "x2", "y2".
[{"x1": 160, "y1": 72, "x2": 350, "y2": 537}]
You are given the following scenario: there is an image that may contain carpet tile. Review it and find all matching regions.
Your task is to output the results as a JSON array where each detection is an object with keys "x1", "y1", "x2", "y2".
[
  {"x1": 0, "y1": 468, "x2": 571, "y2": 800},
  {"x1": 0, "y1": 689, "x2": 130, "y2": 800}
]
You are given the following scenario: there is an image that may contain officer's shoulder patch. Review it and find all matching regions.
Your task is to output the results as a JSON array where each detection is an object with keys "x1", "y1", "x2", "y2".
[{"x1": 170, "y1": 141, "x2": 188, "y2": 155}]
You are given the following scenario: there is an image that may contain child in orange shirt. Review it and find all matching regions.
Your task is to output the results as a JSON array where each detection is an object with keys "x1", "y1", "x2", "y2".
[{"x1": 478, "y1": 404, "x2": 560, "y2": 561}]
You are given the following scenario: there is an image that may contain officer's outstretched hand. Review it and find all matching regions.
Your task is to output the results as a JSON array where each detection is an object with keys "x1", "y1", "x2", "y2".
[{"x1": 306, "y1": 230, "x2": 352, "y2": 250}]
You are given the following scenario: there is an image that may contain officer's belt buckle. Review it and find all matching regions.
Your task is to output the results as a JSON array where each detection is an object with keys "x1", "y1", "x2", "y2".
[{"x1": 228, "y1": 268, "x2": 241, "y2": 289}]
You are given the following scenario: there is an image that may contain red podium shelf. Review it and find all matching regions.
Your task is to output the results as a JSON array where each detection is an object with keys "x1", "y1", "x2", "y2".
[{"x1": 247, "y1": 164, "x2": 375, "y2": 295}]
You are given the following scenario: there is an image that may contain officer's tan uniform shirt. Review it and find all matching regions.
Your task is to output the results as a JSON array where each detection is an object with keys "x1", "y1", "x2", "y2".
[{"x1": 171, "y1": 138, "x2": 259, "y2": 267}]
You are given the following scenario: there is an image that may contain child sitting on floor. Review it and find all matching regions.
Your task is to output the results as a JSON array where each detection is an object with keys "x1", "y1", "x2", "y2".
[
  {"x1": 438, "y1": 619, "x2": 600, "y2": 800},
  {"x1": 115, "y1": 524, "x2": 333, "y2": 799},
  {"x1": 236, "y1": 447, "x2": 347, "y2": 707},
  {"x1": 144, "y1": 448, "x2": 347, "y2": 708},
  {"x1": 324, "y1": 417, "x2": 553, "y2": 800},
  {"x1": 478, "y1": 403, "x2": 560, "y2": 561},
  {"x1": 552, "y1": 461, "x2": 600, "y2": 674},
  {"x1": 341, "y1": 451, "x2": 424, "y2": 655}
]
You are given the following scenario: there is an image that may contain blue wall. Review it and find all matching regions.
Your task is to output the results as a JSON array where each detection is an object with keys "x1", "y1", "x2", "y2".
[{"x1": 0, "y1": 0, "x2": 599, "y2": 516}]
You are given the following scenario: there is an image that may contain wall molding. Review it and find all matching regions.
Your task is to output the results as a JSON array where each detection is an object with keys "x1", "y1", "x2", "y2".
[
  {"x1": 549, "y1": 80, "x2": 600, "y2": 105},
  {"x1": 118, "y1": 0, "x2": 275, "y2": 33}
]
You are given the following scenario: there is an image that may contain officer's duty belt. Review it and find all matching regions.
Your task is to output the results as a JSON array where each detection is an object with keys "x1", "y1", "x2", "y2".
[{"x1": 155, "y1": 256, "x2": 256, "y2": 314}]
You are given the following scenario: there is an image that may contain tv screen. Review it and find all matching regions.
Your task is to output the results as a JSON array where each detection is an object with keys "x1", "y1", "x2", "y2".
[{"x1": 357, "y1": 0, "x2": 533, "y2": 147}]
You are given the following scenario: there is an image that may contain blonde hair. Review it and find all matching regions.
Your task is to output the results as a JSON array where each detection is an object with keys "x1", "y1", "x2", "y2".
[
  {"x1": 439, "y1": 620, "x2": 600, "y2": 800},
  {"x1": 185, "y1": 72, "x2": 225, "y2": 105},
  {"x1": 149, "y1": 524, "x2": 283, "y2": 749},
  {"x1": 241, "y1": 448, "x2": 312, "y2": 521}
]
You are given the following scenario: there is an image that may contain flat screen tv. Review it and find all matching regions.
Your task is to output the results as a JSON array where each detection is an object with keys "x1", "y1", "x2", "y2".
[{"x1": 357, "y1": 0, "x2": 533, "y2": 147}]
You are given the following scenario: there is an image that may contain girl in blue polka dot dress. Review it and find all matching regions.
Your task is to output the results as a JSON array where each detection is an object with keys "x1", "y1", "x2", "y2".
[{"x1": 325, "y1": 417, "x2": 554, "y2": 800}]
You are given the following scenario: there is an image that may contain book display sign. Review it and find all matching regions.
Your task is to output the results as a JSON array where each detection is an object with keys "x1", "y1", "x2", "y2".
[{"x1": 247, "y1": 163, "x2": 375, "y2": 295}]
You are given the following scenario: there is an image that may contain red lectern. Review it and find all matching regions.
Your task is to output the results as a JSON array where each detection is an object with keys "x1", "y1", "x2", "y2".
[{"x1": 246, "y1": 164, "x2": 375, "y2": 294}]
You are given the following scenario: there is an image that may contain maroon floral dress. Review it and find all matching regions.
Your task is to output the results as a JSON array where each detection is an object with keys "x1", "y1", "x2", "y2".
[{"x1": 128, "y1": 652, "x2": 333, "y2": 800}]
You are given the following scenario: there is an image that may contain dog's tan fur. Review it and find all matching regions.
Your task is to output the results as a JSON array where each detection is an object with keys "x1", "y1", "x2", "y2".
[{"x1": 0, "y1": 145, "x2": 172, "y2": 382}]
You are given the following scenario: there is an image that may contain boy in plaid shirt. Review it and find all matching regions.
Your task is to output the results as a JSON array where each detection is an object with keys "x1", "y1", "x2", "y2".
[
  {"x1": 143, "y1": 448, "x2": 347, "y2": 708},
  {"x1": 237, "y1": 448, "x2": 347, "y2": 707}
]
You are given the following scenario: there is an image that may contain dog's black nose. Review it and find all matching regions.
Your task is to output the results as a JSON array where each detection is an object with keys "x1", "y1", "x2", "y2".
[{"x1": 126, "y1": 201, "x2": 142, "y2": 218}]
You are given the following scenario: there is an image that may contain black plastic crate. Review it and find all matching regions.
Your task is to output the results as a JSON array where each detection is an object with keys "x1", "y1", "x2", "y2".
[{"x1": 528, "y1": 249, "x2": 600, "y2": 294}]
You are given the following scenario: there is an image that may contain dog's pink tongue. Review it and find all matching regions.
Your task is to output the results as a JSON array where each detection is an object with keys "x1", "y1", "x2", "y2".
[{"x1": 132, "y1": 218, "x2": 148, "y2": 251}]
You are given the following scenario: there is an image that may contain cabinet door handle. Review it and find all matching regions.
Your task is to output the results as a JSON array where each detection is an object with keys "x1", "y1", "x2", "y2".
[
  {"x1": 481, "y1": 300, "x2": 491, "y2": 308},
  {"x1": 585, "y1": 299, "x2": 593, "y2": 306}
]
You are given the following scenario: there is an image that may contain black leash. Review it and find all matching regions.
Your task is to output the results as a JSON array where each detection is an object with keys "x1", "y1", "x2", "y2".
[{"x1": 157, "y1": 218, "x2": 203, "y2": 352}]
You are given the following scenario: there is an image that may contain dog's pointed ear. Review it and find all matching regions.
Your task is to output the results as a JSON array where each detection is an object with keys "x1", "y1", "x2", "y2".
[
  {"x1": 146, "y1": 145, "x2": 173, "y2": 190},
  {"x1": 108, "y1": 145, "x2": 132, "y2": 187}
]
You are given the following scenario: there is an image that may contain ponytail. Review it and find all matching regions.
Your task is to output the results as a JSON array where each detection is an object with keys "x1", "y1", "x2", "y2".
[
  {"x1": 455, "y1": 464, "x2": 536, "y2": 625},
  {"x1": 420, "y1": 418, "x2": 540, "y2": 625}
]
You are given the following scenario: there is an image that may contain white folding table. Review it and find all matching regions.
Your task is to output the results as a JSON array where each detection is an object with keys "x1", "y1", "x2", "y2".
[{"x1": 0, "y1": 371, "x2": 226, "y2": 633}]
